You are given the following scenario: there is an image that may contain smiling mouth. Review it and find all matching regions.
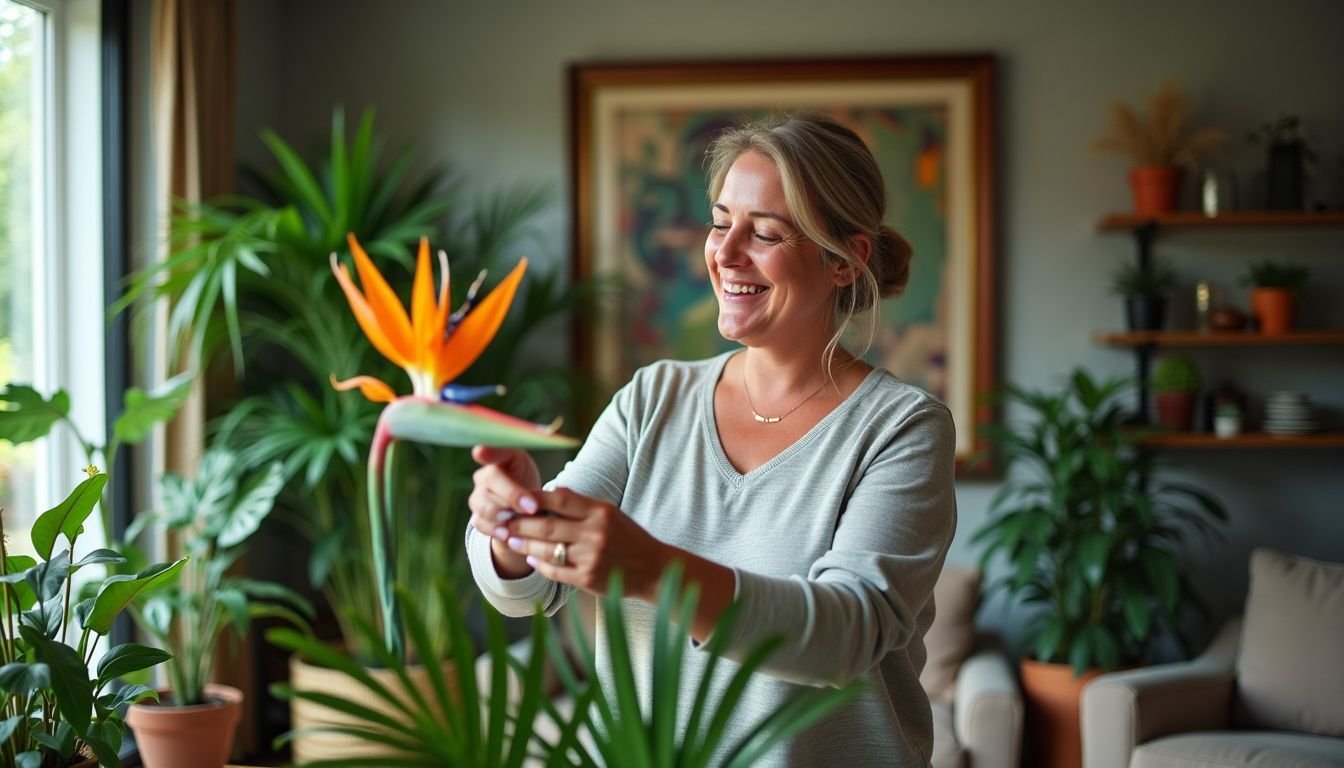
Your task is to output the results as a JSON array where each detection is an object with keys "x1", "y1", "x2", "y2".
[{"x1": 723, "y1": 281, "x2": 768, "y2": 296}]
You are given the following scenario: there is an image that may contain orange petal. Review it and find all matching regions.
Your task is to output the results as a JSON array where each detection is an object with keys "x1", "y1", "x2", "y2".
[
  {"x1": 330, "y1": 256, "x2": 411, "y2": 368},
  {"x1": 437, "y1": 258, "x2": 527, "y2": 385},
  {"x1": 347, "y1": 234, "x2": 414, "y2": 363},
  {"x1": 330, "y1": 373, "x2": 397, "y2": 404},
  {"x1": 410, "y1": 237, "x2": 439, "y2": 371}
]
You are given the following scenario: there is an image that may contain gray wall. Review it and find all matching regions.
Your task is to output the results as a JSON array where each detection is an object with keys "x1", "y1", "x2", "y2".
[{"x1": 237, "y1": 0, "x2": 1344, "y2": 654}]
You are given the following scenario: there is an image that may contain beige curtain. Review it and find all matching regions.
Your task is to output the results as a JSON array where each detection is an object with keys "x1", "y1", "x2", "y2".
[{"x1": 149, "y1": 0, "x2": 251, "y2": 753}]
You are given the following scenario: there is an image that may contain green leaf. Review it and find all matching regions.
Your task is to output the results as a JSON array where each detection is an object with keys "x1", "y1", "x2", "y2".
[
  {"x1": 81, "y1": 732, "x2": 122, "y2": 768},
  {"x1": 216, "y1": 461, "x2": 284, "y2": 548},
  {"x1": 0, "y1": 715, "x2": 22, "y2": 743},
  {"x1": 86, "y1": 557, "x2": 188, "y2": 635},
  {"x1": 32, "y1": 474, "x2": 108, "y2": 559},
  {"x1": 16, "y1": 750, "x2": 41, "y2": 768},
  {"x1": 97, "y1": 643, "x2": 172, "y2": 683},
  {"x1": 25, "y1": 552, "x2": 71, "y2": 603},
  {"x1": 100, "y1": 682, "x2": 158, "y2": 711},
  {"x1": 113, "y1": 372, "x2": 194, "y2": 445},
  {"x1": 0, "y1": 385, "x2": 70, "y2": 444},
  {"x1": 1077, "y1": 530, "x2": 1112, "y2": 588},
  {"x1": 0, "y1": 662, "x2": 51, "y2": 694},
  {"x1": 72, "y1": 548, "x2": 128, "y2": 571},
  {"x1": 20, "y1": 625, "x2": 94, "y2": 735}
]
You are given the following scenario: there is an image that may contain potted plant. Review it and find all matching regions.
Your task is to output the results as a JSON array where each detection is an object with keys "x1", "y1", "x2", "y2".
[
  {"x1": 1093, "y1": 80, "x2": 1227, "y2": 215},
  {"x1": 972, "y1": 369, "x2": 1227, "y2": 768},
  {"x1": 1248, "y1": 115, "x2": 1317, "y2": 211},
  {"x1": 268, "y1": 566, "x2": 859, "y2": 767},
  {"x1": 1109, "y1": 258, "x2": 1176, "y2": 331},
  {"x1": 1151, "y1": 354, "x2": 1202, "y2": 431},
  {"x1": 0, "y1": 470, "x2": 186, "y2": 767},
  {"x1": 1237, "y1": 258, "x2": 1310, "y2": 335},
  {"x1": 121, "y1": 446, "x2": 313, "y2": 768}
]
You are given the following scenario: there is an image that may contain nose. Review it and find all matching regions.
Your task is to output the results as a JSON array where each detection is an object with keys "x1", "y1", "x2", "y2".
[{"x1": 712, "y1": 224, "x2": 751, "y2": 269}]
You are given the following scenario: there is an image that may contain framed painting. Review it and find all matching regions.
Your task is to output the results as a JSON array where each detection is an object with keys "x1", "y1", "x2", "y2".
[{"x1": 570, "y1": 56, "x2": 997, "y2": 475}]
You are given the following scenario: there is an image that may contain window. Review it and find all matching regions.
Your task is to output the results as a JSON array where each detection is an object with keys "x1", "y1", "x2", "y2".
[{"x1": 0, "y1": 0, "x2": 107, "y2": 558}]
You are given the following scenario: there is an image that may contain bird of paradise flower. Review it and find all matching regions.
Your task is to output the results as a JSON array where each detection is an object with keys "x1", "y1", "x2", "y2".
[{"x1": 330, "y1": 233, "x2": 577, "y2": 661}]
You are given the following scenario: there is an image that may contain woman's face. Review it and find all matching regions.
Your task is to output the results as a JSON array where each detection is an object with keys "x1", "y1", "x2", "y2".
[{"x1": 704, "y1": 150, "x2": 840, "y2": 348}]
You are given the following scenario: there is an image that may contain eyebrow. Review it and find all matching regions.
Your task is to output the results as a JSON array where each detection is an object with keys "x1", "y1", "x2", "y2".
[{"x1": 712, "y1": 202, "x2": 792, "y2": 224}]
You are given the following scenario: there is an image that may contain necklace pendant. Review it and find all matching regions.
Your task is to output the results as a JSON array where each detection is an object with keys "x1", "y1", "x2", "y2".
[{"x1": 752, "y1": 411, "x2": 781, "y2": 424}]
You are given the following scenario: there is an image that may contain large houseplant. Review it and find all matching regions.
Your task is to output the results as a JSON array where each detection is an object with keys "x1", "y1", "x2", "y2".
[
  {"x1": 0, "y1": 470, "x2": 186, "y2": 767},
  {"x1": 972, "y1": 369, "x2": 1227, "y2": 768},
  {"x1": 120, "y1": 109, "x2": 585, "y2": 664},
  {"x1": 268, "y1": 566, "x2": 860, "y2": 768},
  {"x1": 1093, "y1": 80, "x2": 1226, "y2": 215},
  {"x1": 122, "y1": 446, "x2": 313, "y2": 768}
]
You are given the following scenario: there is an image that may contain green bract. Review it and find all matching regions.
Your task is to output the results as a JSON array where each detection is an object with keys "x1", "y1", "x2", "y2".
[
  {"x1": 0, "y1": 473, "x2": 184, "y2": 767},
  {"x1": 972, "y1": 369, "x2": 1228, "y2": 675}
]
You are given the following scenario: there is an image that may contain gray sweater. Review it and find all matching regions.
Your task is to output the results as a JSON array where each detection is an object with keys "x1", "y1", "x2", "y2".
[{"x1": 467, "y1": 352, "x2": 957, "y2": 767}]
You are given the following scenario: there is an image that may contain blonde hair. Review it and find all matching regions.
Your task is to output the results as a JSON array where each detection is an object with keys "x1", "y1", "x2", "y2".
[{"x1": 705, "y1": 111, "x2": 912, "y2": 372}]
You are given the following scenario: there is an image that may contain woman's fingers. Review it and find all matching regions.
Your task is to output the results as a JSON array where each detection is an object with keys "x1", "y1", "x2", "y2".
[{"x1": 471, "y1": 461, "x2": 540, "y2": 515}]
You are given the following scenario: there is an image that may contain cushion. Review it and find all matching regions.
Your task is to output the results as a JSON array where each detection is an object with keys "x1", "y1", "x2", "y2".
[
  {"x1": 1132, "y1": 731, "x2": 1344, "y2": 768},
  {"x1": 920, "y1": 566, "x2": 982, "y2": 704},
  {"x1": 1233, "y1": 548, "x2": 1344, "y2": 737}
]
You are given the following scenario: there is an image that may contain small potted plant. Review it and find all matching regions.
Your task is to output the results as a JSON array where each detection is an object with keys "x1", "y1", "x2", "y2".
[
  {"x1": 1238, "y1": 259, "x2": 1310, "y2": 335},
  {"x1": 0, "y1": 470, "x2": 186, "y2": 767},
  {"x1": 1110, "y1": 258, "x2": 1176, "y2": 331},
  {"x1": 1247, "y1": 115, "x2": 1317, "y2": 211},
  {"x1": 123, "y1": 447, "x2": 313, "y2": 768},
  {"x1": 1213, "y1": 401, "x2": 1243, "y2": 439},
  {"x1": 1151, "y1": 354, "x2": 1202, "y2": 431},
  {"x1": 1093, "y1": 80, "x2": 1227, "y2": 215}
]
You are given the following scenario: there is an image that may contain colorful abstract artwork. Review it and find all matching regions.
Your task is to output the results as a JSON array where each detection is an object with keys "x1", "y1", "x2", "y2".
[{"x1": 571, "y1": 57, "x2": 997, "y2": 473}]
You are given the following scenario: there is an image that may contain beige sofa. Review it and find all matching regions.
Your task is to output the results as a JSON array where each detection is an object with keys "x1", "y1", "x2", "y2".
[
  {"x1": 1081, "y1": 548, "x2": 1344, "y2": 768},
  {"x1": 476, "y1": 565, "x2": 1023, "y2": 768}
]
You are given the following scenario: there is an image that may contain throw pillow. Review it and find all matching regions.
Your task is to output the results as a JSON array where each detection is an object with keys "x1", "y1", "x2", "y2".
[
  {"x1": 920, "y1": 566, "x2": 982, "y2": 704},
  {"x1": 1234, "y1": 547, "x2": 1344, "y2": 737}
]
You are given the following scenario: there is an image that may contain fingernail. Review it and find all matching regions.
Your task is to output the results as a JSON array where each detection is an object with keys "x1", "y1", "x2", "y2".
[
  {"x1": 526, "y1": 556, "x2": 539, "y2": 568},
  {"x1": 493, "y1": 527, "x2": 509, "y2": 541},
  {"x1": 496, "y1": 511, "x2": 516, "y2": 523},
  {"x1": 520, "y1": 496, "x2": 538, "y2": 514},
  {"x1": 507, "y1": 536, "x2": 526, "y2": 552}
]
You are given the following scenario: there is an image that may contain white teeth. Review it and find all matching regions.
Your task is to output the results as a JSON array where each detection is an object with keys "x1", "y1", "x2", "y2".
[{"x1": 725, "y1": 283, "x2": 765, "y2": 295}]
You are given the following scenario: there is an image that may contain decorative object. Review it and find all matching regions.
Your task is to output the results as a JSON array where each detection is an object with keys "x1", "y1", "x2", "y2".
[
  {"x1": 1213, "y1": 402, "x2": 1243, "y2": 439},
  {"x1": 570, "y1": 56, "x2": 998, "y2": 475},
  {"x1": 1194, "y1": 280, "x2": 1212, "y2": 332},
  {"x1": 1109, "y1": 258, "x2": 1176, "y2": 331},
  {"x1": 1151, "y1": 354, "x2": 1202, "y2": 431},
  {"x1": 1199, "y1": 168, "x2": 1237, "y2": 217},
  {"x1": 122, "y1": 446, "x2": 313, "y2": 768},
  {"x1": 1209, "y1": 306, "x2": 1248, "y2": 332},
  {"x1": 0, "y1": 471, "x2": 186, "y2": 767},
  {"x1": 270, "y1": 567, "x2": 859, "y2": 767},
  {"x1": 1238, "y1": 259, "x2": 1310, "y2": 335},
  {"x1": 1262, "y1": 390, "x2": 1319, "y2": 436},
  {"x1": 1093, "y1": 80, "x2": 1227, "y2": 216},
  {"x1": 973, "y1": 369, "x2": 1226, "y2": 768},
  {"x1": 1248, "y1": 116, "x2": 1316, "y2": 211}
]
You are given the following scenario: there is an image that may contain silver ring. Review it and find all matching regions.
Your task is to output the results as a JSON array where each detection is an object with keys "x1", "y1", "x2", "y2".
[{"x1": 553, "y1": 542, "x2": 568, "y2": 567}]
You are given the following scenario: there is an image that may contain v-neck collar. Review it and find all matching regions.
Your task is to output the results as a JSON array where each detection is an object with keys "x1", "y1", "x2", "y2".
[{"x1": 700, "y1": 351, "x2": 884, "y2": 486}]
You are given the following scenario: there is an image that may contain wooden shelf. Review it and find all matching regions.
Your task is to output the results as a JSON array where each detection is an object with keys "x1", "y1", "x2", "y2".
[
  {"x1": 1097, "y1": 210, "x2": 1344, "y2": 231},
  {"x1": 1094, "y1": 330, "x2": 1344, "y2": 347},
  {"x1": 1142, "y1": 432, "x2": 1344, "y2": 448}
]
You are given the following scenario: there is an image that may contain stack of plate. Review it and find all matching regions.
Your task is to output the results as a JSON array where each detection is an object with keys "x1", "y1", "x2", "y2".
[{"x1": 1263, "y1": 391, "x2": 1319, "y2": 435}]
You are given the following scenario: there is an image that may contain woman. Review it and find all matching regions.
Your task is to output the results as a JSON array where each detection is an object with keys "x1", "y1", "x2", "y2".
[{"x1": 466, "y1": 112, "x2": 956, "y2": 766}]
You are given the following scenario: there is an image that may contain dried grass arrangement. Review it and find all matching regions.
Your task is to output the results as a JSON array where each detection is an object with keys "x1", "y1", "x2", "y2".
[{"x1": 1094, "y1": 80, "x2": 1227, "y2": 168}]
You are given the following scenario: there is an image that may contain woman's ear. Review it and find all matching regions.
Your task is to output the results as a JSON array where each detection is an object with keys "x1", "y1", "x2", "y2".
[{"x1": 831, "y1": 234, "x2": 873, "y2": 287}]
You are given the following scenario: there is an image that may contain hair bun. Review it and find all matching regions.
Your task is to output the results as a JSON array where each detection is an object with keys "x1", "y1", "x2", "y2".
[{"x1": 875, "y1": 226, "x2": 912, "y2": 299}]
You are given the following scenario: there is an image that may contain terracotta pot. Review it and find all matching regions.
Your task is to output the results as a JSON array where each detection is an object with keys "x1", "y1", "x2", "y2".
[
  {"x1": 1021, "y1": 658, "x2": 1108, "y2": 768},
  {"x1": 288, "y1": 652, "x2": 459, "y2": 764},
  {"x1": 126, "y1": 683, "x2": 243, "y2": 768},
  {"x1": 1128, "y1": 165, "x2": 1181, "y2": 216},
  {"x1": 1154, "y1": 392, "x2": 1197, "y2": 431},
  {"x1": 1250, "y1": 287, "x2": 1294, "y2": 335}
]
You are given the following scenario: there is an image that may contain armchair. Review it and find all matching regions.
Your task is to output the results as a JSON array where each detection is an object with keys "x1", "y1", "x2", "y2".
[{"x1": 1081, "y1": 548, "x2": 1344, "y2": 768}]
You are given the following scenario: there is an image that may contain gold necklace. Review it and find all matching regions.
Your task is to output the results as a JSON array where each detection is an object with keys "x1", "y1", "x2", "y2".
[{"x1": 741, "y1": 362, "x2": 828, "y2": 424}]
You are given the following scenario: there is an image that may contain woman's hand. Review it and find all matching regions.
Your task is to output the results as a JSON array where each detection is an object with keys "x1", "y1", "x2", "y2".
[
  {"x1": 468, "y1": 445, "x2": 542, "y2": 579},
  {"x1": 499, "y1": 487, "x2": 668, "y2": 601}
]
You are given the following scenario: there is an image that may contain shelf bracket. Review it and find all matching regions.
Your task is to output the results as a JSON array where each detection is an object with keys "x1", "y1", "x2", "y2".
[{"x1": 1135, "y1": 341, "x2": 1154, "y2": 423}]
